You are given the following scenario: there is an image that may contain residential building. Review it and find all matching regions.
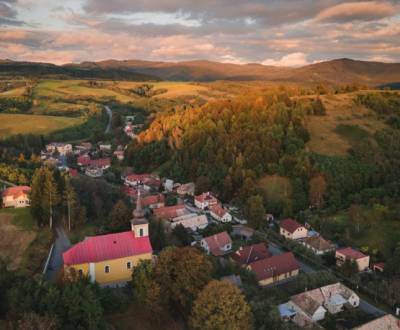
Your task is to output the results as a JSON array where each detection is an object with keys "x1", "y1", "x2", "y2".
[
  {"x1": 336, "y1": 247, "x2": 370, "y2": 272},
  {"x1": 77, "y1": 154, "x2": 91, "y2": 166},
  {"x1": 46, "y1": 142, "x2": 72, "y2": 155},
  {"x1": 232, "y1": 225, "x2": 255, "y2": 241},
  {"x1": 99, "y1": 143, "x2": 112, "y2": 152},
  {"x1": 372, "y1": 262, "x2": 385, "y2": 272},
  {"x1": 301, "y1": 235, "x2": 335, "y2": 255},
  {"x1": 169, "y1": 213, "x2": 208, "y2": 231},
  {"x1": 85, "y1": 166, "x2": 103, "y2": 178},
  {"x1": 177, "y1": 182, "x2": 195, "y2": 196},
  {"x1": 113, "y1": 150, "x2": 124, "y2": 161},
  {"x1": 194, "y1": 192, "x2": 218, "y2": 209},
  {"x1": 125, "y1": 173, "x2": 153, "y2": 186},
  {"x1": 247, "y1": 252, "x2": 299, "y2": 286},
  {"x1": 232, "y1": 243, "x2": 271, "y2": 266},
  {"x1": 89, "y1": 158, "x2": 111, "y2": 170},
  {"x1": 164, "y1": 179, "x2": 174, "y2": 192},
  {"x1": 280, "y1": 283, "x2": 359, "y2": 327},
  {"x1": 279, "y1": 218, "x2": 308, "y2": 240},
  {"x1": 2, "y1": 186, "x2": 31, "y2": 208},
  {"x1": 141, "y1": 194, "x2": 165, "y2": 209},
  {"x1": 63, "y1": 194, "x2": 152, "y2": 286},
  {"x1": 353, "y1": 314, "x2": 400, "y2": 330},
  {"x1": 209, "y1": 204, "x2": 232, "y2": 223},
  {"x1": 200, "y1": 231, "x2": 232, "y2": 257},
  {"x1": 153, "y1": 204, "x2": 188, "y2": 220}
]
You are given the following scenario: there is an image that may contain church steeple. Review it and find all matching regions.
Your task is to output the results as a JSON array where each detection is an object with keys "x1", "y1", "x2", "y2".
[{"x1": 131, "y1": 189, "x2": 149, "y2": 237}]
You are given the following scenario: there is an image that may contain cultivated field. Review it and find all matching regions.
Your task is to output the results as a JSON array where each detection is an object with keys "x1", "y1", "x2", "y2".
[{"x1": 0, "y1": 113, "x2": 84, "y2": 138}]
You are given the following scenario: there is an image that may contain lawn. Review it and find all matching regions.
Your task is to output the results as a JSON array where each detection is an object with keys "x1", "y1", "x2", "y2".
[{"x1": 0, "y1": 113, "x2": 84, "y2": 138}]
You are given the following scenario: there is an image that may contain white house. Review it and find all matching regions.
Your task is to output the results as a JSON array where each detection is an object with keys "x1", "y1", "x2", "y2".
[
  {"x1": 209, "y1": 204, "x2": 232, "y2": 223},
  {"x1": 2, "y1": 186, "x2": 31, "y2": 208},
  {"x1": 279, "y1": 218, "x2": 308, "y2": 240},
  {"x1": 200, "y1": 231, "x2": 232, "y2": 257},
  {"x1": 46, "y1": 143, "x2": 72, "y2": 155},
  {"x1": 194, "y1": 192, "x2": 218, "y2": 209},
  {"x1": 169, "y1": 213, "x2": 208, "y2": 231}
]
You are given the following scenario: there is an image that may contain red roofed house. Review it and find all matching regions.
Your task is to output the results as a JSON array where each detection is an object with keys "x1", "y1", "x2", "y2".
[
  {"x1": 89, "y1": 158, "x2": 111, "y2": 170},
  {"x1": 125, "y1": 173, "x2": 153, "y2": 187},
  {"x1": 153, "y1": 204, "x2": 188, "y2": 220},
  {"x1": 280, "y1": 218, "x2": 308, "y2": 240},
  {"x1": 141, "y1": 194, "x2": 165, "y2": 209},
  {"x1": 336, "y1": 247, "x2": 370, "y2": 272},
  {"x1": 353, "y1": 314, "x2": 400, "y2": 330},
  {"x1": 232, "y1": 243, "x2": 271, "y2": 266},
  {"x1": 247, "y1": 252, "x2": 299, "y2": 286},
  {"x1": 201, "y1": 231, "x2": 232, "y2": 257},
  {"x1": 210, "y1": 204, "x2": 232, "y2": 223},
  {"x1": 77, "y1": 154, "x2": 91, "y2": 166},
  {"x1": 195, "y1": 192, "x2": 218, "y2": 210},
  {"x1": 2, "y1": 186, "x2": 31, "y2": 208},
  {"x1": 63, "y1": 193, "x2": 152, "y2": 286}
]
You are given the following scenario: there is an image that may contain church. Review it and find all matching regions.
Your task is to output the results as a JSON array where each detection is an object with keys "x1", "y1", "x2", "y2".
[{"x1": 63, "y1": 193, "x2": 153, "y2": 286}]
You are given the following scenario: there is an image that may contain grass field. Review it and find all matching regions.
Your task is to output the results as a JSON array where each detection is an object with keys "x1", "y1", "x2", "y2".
[
  {"x1": 257, "y1": 175, "x2": 292, "y2": 205},
  {"x1": 0, "y1": 86, "x2": 27, "y2": 97},
  {"x1": 305, "y1": 93, "x2": 386, "y2": 156},
  {"x1": 0, "y1": 113, "x2": 84, "y2": 138}
]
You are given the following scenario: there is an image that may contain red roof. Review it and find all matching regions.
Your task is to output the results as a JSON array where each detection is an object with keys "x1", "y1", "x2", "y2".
[
  {"x1": 2, "y1": 186, "x2": 30, "y2": 199},
  {"x1": 195, "y1": 192, "x2": 218, "y2": 204},
  {"x1": 69, "y1": 169, "x2": 78, "y2": 177},
  {"x1": 203, "y1": 231, "x2": 232, "y2": 256},
  {"x1": 63, "y1": 231, "x2": 152, "y2": 265},
  {"x1": 89, "y1": 158, "x2": 111, "y2": 167},
  {"x1": 126, "y1": 173, "x2": 152, "y2": 182},
  {"x1": 336, "y1": 247, "x2": 367, "y2": 260},
  {"x1": 248, "y1": 252, "x2": 299, "y2": 281},
  {"x1": 122, "y1": 186, "x2": 138, "y2": 197},
  {"x1": 210, "y1": 204, "x2": 228, "y2": 218},
  {"x1": 232, "y1": 243, "x2": 271, "y2": 265},
  {"x1": 280, "y1": 218, "x2": 304, "y2": 234},
  {"x1": 141, "y1": 194, "x2": 165, "y2": 207},
  {"x1": 153, "y1": 204, "x2": 186, "y2": 219},
  {"x1": 77, "y1": 154, "x2": 90, "y2": 166}
]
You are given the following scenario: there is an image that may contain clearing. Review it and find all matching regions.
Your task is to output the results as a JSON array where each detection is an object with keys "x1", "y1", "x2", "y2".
[
  {"x1": 0, "y1": 113, "x2": 84, "y2": 138},
  {"x1": 305, "y1": 93, "x2": 386, "y2": 156},
  {"x1": 257, "y1": 175, "x2": 292, "y2": 207}
]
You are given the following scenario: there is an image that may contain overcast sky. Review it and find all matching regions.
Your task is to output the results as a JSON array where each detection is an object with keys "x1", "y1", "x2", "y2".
[{"x1": 0, "y1": 0, "x2": 399, "y2": 65}]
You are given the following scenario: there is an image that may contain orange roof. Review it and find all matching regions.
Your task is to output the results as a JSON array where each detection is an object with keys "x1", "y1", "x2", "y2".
[
  {"x1": 2, "y1": 186, "x2": 30, "y2": 199},
  {"x1": 210, "y1": 204, "x2": 228, "y2": 218},
  {"x1": 153, "y1": 204, "x2": 187, "y2": 219},
  {"x1": 336, "y1": 247, "x2": 367, "y2": 260},
  {"x1": 141, "y1": 194, "x2": 165, "y2": 207},
  {"x1": 280, "y1": 218, "x2": 304, "y2": 233},
  {"x1": 203, "y1": 231, "x2": 232, "y2": 256},
  {"x1": 195, "y1": 192, "x2": 218, "y2": 204}
]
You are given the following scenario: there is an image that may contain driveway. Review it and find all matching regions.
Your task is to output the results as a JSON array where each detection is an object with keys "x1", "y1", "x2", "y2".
[{"x1": 45, "y1": 226, "x2": 71, "y2": 282}]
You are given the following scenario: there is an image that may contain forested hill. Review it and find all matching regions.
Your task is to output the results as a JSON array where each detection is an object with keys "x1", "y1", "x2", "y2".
[{"x1": 1, "y1": 58, "x2": 400, "y2": 85}]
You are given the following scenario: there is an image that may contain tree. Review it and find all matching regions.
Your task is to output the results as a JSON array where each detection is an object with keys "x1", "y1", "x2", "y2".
[
  {"x1": 190, "y1": 280, "x2": 251, "y2": 330},
  {"x1": 309, "y1": 174, "x2": 326, "y2": 209},
  {"x1": 172, "y1": 224, "x2": 192, "y2": 246},
  {"x1": 149, "y1": 218, "x2": 166, "y2": 250},
  {"x1": 244, "y1": 195, "x2": 265, "y2": 229},
  {"x1": 132, "y1": 260, "x2": 155, "y2": 306},
  {"x1": 154, "y1": 247, "x2": 213, "y2": 314},
  {"x1": 63, "y1": 175, "x2": 77, "y2": 231},
  {"x1": 43, "y1": 167, "x2": 60, "y2": 229},
  {"x1": 349, "y1": 204, "x2": 363, "y2": 233},
  {"x1": 109, "y1": 200, "x2": 131, "y2": 231},
  {"x1": 16, "y1": 313, "x2": 59, "y2": 330}
]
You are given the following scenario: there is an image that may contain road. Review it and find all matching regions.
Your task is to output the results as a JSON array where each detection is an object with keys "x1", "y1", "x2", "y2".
[
  {"x1": 45, "y1": 226, "x2": 71, "y2": 282},
  {"x1": 0, "y1": 179, "x2": 16, "y2": 187},
  {"x1": 104, "y1": 105, "x2": 112, "y2": 134}
]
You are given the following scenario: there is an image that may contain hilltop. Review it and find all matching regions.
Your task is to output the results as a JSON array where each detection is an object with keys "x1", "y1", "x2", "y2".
[{"x1": 0, "y1": 58, "x2": 399, "y2": 86}]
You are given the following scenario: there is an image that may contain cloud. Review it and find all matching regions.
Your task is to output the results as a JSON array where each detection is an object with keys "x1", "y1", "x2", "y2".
[
  {"x1": 262, "y1": 53, "x2": 312, "y2": 67},
  {"x1": 315, "y1": 1, "x2": 397, "y2": 23}
]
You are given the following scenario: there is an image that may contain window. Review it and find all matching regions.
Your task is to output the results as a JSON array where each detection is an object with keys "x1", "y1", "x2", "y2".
[
  {"x1": 139, "y1": 228, "x2": 144, "y2": 237},
  {"x1": 127, "y1": 261, "x2": 132, "y2": 269},
  {"x1": 105, "y1": 265, "x2": 110, "y2": 273}
]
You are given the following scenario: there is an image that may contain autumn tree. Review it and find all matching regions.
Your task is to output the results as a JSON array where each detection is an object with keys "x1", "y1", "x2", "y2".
[
  {"x1": 190, "y1": 280, "x2": 252, "y2": 330},
  {"x1": 309, "y1": 174, "x2": 326, "y2": 209},
  {"x1": 109, "y1": 200, "x2": 131, "y2": 231},
  {"x1": 244, "y1": 195, "x2": 265, "y2": 229},
  {"x1": 154, "y1": 247, "x2": 213, "y2": 314}
]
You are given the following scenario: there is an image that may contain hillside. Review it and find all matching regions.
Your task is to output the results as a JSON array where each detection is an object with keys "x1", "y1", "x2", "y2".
[{"x1": 1, "y1": 58, "x2": 400, "y2": 86}]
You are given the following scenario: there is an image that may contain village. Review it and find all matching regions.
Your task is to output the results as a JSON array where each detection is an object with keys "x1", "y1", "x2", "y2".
[{"x1": 2, "y1": 134, "x2": 399, "y2": 330}]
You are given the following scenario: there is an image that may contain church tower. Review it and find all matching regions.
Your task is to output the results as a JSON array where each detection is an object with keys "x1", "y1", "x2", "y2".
[{"x1": 131, "y1": 191, "x2": 149, "y2": 237}]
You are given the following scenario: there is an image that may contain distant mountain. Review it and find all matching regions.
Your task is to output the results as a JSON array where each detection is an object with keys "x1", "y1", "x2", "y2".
[{"x1": 1, "y1": 58, "x2": 400, "y2": 86}]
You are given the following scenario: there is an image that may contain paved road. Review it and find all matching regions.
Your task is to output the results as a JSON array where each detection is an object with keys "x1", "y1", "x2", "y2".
[
  {"x1": 104, "y1": 105, "x2": 112, "y2": 134},
  {"x1": 45, "y1": 226, "x2": 71, "y2": 282}
]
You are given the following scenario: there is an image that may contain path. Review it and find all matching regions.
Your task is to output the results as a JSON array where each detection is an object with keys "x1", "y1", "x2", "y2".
[
  {"x1": 45, "y1": 226, "x2": 71, "y2": 282},
  {"x1": 104, "y1": 105, "x2": 112, "y2": 134}
]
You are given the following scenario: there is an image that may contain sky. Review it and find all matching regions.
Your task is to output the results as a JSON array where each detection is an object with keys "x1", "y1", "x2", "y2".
[{"x1": 0, "y1": 0, "x2": 399, "y2": 66}]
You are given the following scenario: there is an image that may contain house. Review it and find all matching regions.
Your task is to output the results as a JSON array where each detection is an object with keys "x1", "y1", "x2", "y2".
[
  {"x1": 301, "y1": 235, "x2": 335, "y2": 255},
  {"x1": 46, "y1": 142, "x2": 72, "y2": 155},
  {"x1": 77, "y1": 154, "x2": 91, "y2": 166},
  {"x1": 89, "y1": 158, "x2": 111, "y2": 170},
  {"x1": 125, "y1": 173, "x2": 153, "y2": 187},
  {"x1": 99, "y1": 143, "x2": 112, "y2": 152},
  {"x1": 194, "y1": 192, "x2": 218, "y2": 209},
  {"x1": 232, "y1": 225, "x2": 255, "y2": 241},
  {"x1": 353, "y1": 314, "x2": 400, "y2": 330},
  {"x1": 372, "y1": 262, "x2": 385, "y2": 272},
  {"x1": 113, "y1": 150, "x2": 124, "y2": 161},
  {"x1": 153, "y1": 204, "x2": 188, "y2": 220},
  {"x1": 281, "y1": 283, "x2": 359, "y2": 326},
  {"x1": 85, "y1": 166, "x2": 103, "y2": 178},
  {"x1": 63, "y1": 194, "x2": 152, "y2": 286},
  {"x1": 232, "y1": 243, "x2": 271, "y2": 266},
  {"x1": 200, "y1": 231, "x2": 232, "y2": 257},
  {"x1": 2, "y1": 186, "x2": 31, "y2": 208},
  {"x1": 247, "y1": 252, "x2": 299, "y2": 286},
  {"x1": 164, "y1": 179, "x2": 174, "y2": 192},
  {"x1": 336, "y1": 247, "x2": 370, "y2": 272},
  {"x1": 141, "y1": 194, "x2": 165, "y2": 209},
  {"x1": 209, "y1": 204, "x2": 232, "y2": 223},
  {"x1": 279, "y1": 218, "x2": 308, "y2": 240},
  {"x1": 169, "y1": 213, "x2": 208, "y2": 231},
  {"x1": 177, "y1": 182, "x2": 195, "y2": 196}
]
